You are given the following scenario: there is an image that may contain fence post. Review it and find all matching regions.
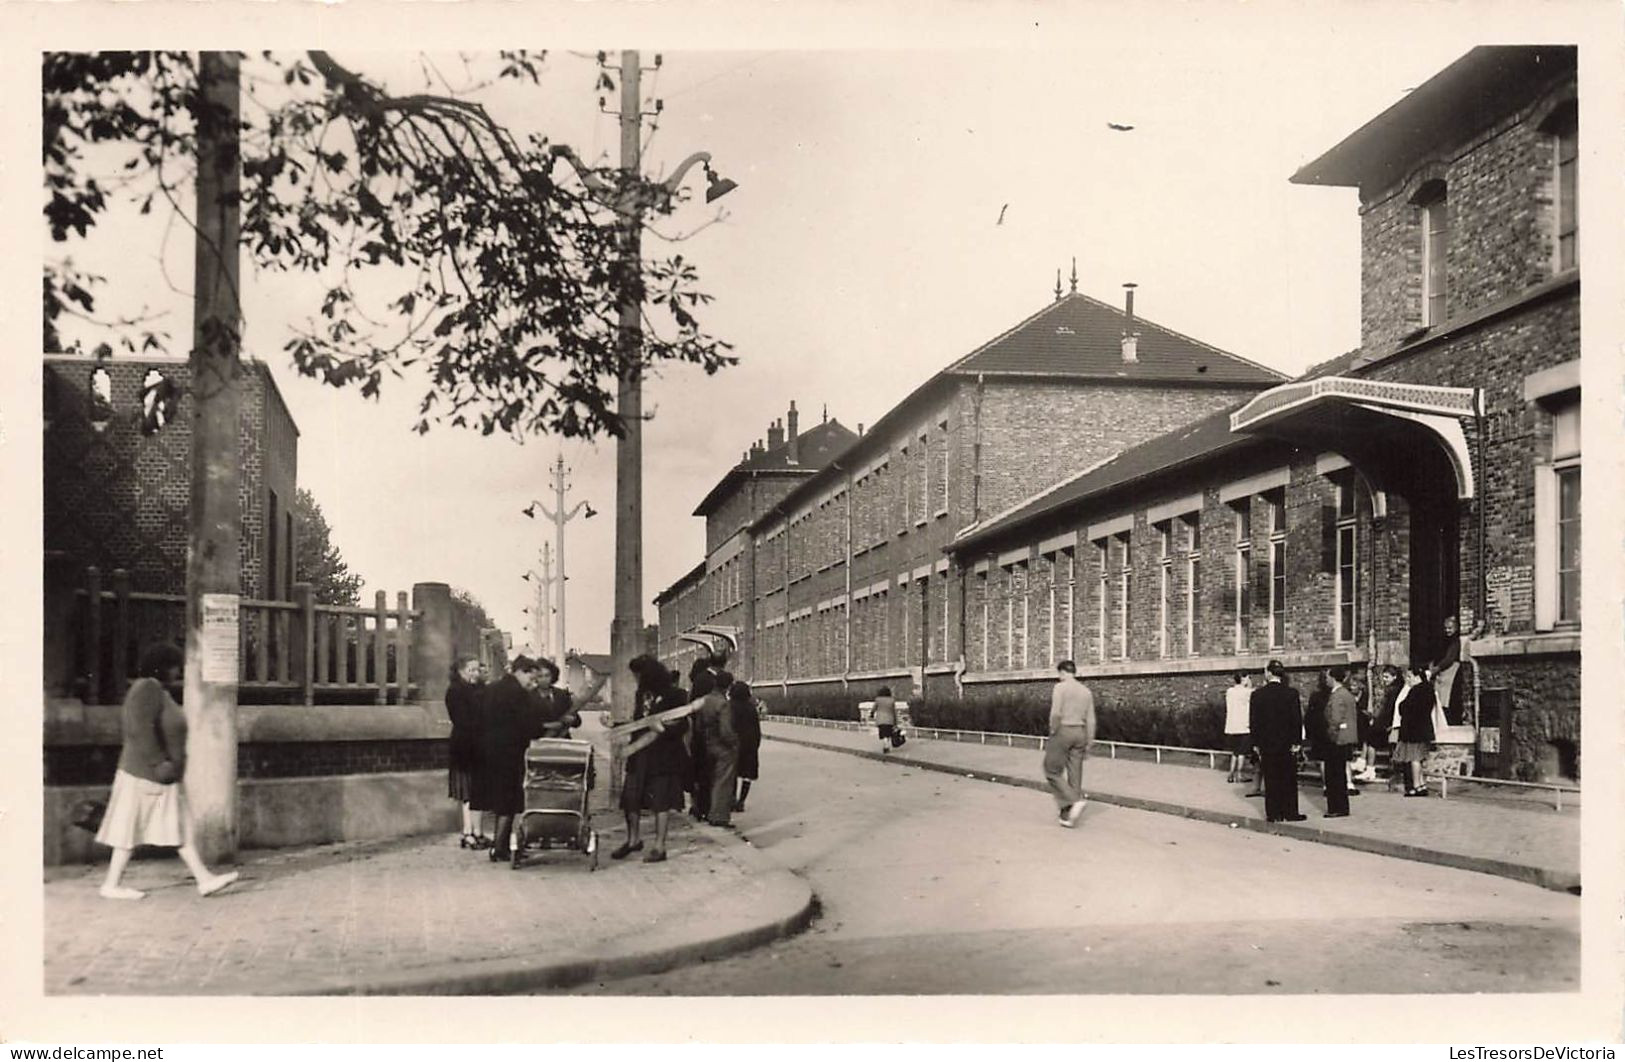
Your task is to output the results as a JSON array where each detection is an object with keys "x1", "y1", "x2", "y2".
[
  {"x1": 111, "y1": 569, "x2": 131, "y2": 701},
  {"x1": 83, "y1": 566, "x2": 102, "y2": 704},
  {"x1": 411, "y1": 583, "x2": 454, "y2": 717},
  {"x1": 396, "y1": 591, "x2": 411, "y2": 703},
  {"x1": 293, "y1": 582, "x2": 314, "y2": 705},
  {"x1": 373, "y1": 591, "x2": 388, "y2": 705}
]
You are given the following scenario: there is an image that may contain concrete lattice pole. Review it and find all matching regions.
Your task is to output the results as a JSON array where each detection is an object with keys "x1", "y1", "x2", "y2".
[
  {"x1": 608, "y1": 49, "x2": 646, "y2": 795},
  {"x1": 182, "y1": 51, "x2": 243, "y2": 863}
]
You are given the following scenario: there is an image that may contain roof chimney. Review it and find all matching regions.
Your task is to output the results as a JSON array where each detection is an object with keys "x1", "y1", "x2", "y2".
[
  {"x1": 858, "y1": 423, "x2": 865, "y2": 436},
  {"x1": 767, "y1": 418, "x2": 784, "y2": 451},
  {"x1": 787, "y1": 401, "x2": 800, "y2": 464},
  {"x1": 1121, "y1": 283, "x2": 1139, "y2": 363}
]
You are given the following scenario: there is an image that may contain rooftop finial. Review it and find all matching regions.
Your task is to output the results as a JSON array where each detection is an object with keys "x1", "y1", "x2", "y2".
[
  {"x1": 1054, "y1": 269, "x2": 1063, "y2": 302},
  {"x1": 1070, "y1": 257, "x2": 1078, "y2": 294}
]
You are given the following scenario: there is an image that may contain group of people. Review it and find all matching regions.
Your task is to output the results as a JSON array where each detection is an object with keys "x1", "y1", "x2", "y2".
[
  {"x1": 1040, "y1": 642, "x2": 1465, "y2": 831},
  {"x1": 1222, "y1": 659, "x2": 1449, "y2": 822},
  {"x1": 611, "y1": 654, "x2": 764, "y2": 864},
  {"x1": 443, "y1": 653, "x2": 581, "y2": 861}
]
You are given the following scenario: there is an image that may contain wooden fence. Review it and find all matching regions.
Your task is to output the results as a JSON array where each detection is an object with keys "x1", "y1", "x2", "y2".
[{"x1": 71, "y1": 566, "x2": 420, "y2": 705}]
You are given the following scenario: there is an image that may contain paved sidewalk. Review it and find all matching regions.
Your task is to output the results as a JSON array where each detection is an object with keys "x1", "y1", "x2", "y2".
[
  {"x1": 44, "y1": 722, "x2": 814, "y2": 996},
  {"x1": 764, "y1": 720, "x2": 1580, "y2": 893}
]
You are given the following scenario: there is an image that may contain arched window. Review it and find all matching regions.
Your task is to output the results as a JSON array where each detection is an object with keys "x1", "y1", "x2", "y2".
[
  {"x1": 1541, "y1": 100, "x2": 1579, "y2": 273},
  {"x1": 1412, "y1": 178, "x2": 1449, "y2": 327},
  {"x1": 88, "y1": 366, "x2": 114, "y2": 433}
]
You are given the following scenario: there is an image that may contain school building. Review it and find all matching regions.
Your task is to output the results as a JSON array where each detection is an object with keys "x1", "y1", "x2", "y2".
[{"x1": 655, "y1": 46, "x2": 1581, "y2": 781}]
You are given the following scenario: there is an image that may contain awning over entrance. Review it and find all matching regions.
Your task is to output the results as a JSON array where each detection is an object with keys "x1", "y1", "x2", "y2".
[
  {"x1": 1229, "y1": 376, "x2": 1481, "y2": 499},
  {"x1": 678, "y1": 625, "x2": 740, "y2": 657}
]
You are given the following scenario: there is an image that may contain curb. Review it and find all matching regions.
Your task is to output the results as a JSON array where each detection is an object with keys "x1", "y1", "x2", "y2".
[
  {"x1": 767, "y1": 732, "x2": 1581, "y2": 895},
  {"x1": 261, "y1": 826, "x2": 817, "y2": 996}
]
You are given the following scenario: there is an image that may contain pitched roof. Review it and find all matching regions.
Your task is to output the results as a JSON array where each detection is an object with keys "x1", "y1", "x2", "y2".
[
  {"x1": 951, "y1": 403, "x2": 1260, "y2": 553},
  {"x1": 693, "y1": 418, "x2": 859, "y2": 517},
  {"x1": 566, "y1": 652, "x2": 614, "y2": 674},
  {"x1": 747, "y1": 293, "x2": 1283, "y2": 534},
  {"x1": 942, "y1": 292, "x2": 1285, "y2": 385},
  {"x1": 1291, "y1": 46, "x2": 1575, "y2": 197}
]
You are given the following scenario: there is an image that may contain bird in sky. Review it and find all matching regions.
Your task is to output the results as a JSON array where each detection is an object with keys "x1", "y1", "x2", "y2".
[
  {"x1": 1107, "y1": 122, "x2": 1135, "y2": 131},
  {"x1": 996, "y1": 203, "x2": 1008, "y2": 226}
]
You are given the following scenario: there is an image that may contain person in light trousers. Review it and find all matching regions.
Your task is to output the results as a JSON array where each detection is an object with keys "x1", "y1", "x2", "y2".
[{"x1": 1044, "y1": 660, "x2": 1095, "y2": 827}]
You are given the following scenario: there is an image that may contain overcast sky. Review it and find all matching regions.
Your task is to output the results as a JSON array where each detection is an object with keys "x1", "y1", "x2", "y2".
[{"x1": 41, "y1": 6, "x2": 1595, "y2": 660}]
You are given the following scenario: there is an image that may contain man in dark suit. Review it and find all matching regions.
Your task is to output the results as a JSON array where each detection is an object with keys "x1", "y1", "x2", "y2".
[{"x1": 1249, "y1": 659, "x2": 1306, "y2": 823}]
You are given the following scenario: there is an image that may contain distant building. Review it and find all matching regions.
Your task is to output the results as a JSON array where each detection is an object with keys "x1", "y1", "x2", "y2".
[
  {"x1": 564, "y1": 650, "x2": 613, "y2": 707},
  {"x1": 656, "y1": 289, "x2": 1279, "y2": 695}
]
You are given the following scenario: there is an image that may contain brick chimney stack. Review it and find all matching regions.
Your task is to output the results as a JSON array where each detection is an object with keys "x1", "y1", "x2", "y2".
[
  {"x1": 1121, "y1": 283, "x2": 1140, "y2": 363},
  {"x1": 787, "y1": 401, "x2": 800, "y2": 464},
  {"x1": 767, "y1": 418, "x2": 784, "y2": 451}
]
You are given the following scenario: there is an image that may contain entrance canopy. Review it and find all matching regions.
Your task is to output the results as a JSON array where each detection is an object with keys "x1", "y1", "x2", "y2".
[
  {"x1": 1230, "y1": 376, "x2": 1480, "y2": 500},
  {"x1": 678, "y1": 625, "x2": 740, "y2": 657}
]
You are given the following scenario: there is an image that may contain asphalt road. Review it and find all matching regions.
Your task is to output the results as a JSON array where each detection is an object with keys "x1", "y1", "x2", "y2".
[{"x1": 547, "y1": 740, "x2": 1579, "y2": 995}]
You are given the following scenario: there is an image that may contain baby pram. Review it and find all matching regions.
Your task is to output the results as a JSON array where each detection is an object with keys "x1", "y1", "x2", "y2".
[{"x1": 512, "y1": 738, "x2": 598, "y2": 871}]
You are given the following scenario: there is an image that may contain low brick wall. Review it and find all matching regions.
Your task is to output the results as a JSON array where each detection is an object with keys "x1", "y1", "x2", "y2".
[{"x1": 44, "y1": 699, "x2": 460, "y2": 865}]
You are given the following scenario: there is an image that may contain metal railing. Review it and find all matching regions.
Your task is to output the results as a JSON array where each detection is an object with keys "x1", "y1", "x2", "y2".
[
  {"x1": 763, "y1": 714, "x2": 1231, "y2": 768},
  {"x1": 1426, "y1": 771, "x2": 1579, "y2": 811}
]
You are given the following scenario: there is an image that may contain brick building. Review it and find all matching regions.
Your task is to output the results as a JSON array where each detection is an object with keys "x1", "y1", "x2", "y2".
[
  {"x1": 656, "y1": 282, "x2": 1281, "y2": 694},
  {"x1": 43, "y1": 352, "x2": 301, "y2": 698},
  {"x1": 948, "y1": 46, "x2": 1580, "y2": 781}
]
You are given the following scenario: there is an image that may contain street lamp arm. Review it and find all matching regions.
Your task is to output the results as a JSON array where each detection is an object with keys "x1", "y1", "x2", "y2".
[
  {"x1": 659, "y1": 152, "x2": 713, "y2": 196},
  {"x1": 566, "y1": 500, "x2": 594, "y2": 522},
  {"x1": 549, "y1": 144, "x2": 615, "y2": 201}
]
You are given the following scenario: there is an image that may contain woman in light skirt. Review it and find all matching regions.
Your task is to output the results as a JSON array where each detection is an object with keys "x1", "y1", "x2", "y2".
[{"x1": 95, "y1": 645, "x2": 238, "y2": 900}]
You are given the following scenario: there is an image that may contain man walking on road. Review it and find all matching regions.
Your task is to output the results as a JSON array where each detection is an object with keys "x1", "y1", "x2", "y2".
[
  {"x1": 1321, "y1": 664, "x2": 1358, "y2": 818},
  {"x1": 1045, "y1": 660, "x2": 1095, "y2": 828},
  {"x1": 1250, "y1": 659, "x2": 1306, "y2": 823}
]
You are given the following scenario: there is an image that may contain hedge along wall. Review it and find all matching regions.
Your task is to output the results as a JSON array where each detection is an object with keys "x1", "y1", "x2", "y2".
[{"x1": 759, "y1": 663, "x2": 1344, "y2": 749}]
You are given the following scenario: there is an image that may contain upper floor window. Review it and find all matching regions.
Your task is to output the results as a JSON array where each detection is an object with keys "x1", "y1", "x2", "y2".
[
  {"x1": 1545, "y1": 103, "x2": 1579, "y2": 273},
  {"x1": 1415, "y1": 179, "x2": 1449, "y2": 327}
]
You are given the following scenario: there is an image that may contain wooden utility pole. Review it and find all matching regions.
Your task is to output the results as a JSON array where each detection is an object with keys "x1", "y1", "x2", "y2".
[
  {"x1": 182, "y1": 51, "x2": 244, "y2": 863},
  {"x1": 608, "y1": 49, "x2": 646, "y2": 794}
]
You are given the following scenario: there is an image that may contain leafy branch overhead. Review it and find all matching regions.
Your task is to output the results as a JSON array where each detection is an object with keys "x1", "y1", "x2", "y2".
[{"x1": 42, "y1": 50, "x2": 737, "y2": 440}]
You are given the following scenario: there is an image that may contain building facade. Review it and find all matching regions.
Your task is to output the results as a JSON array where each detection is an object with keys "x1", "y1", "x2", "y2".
[
  {"x1": 948, "y1": 46, "x2": 1580, "y2": 781},
  {"x1": 657, "y1": 286, "x2": 1281, "y2": 698},
  {"x1": 43, "y1": 353, "x2": 301, "y2": 699}
]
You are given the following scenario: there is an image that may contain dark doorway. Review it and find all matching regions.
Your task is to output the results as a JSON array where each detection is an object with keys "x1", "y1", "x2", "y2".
[{"x1": 1405, "y1": 444, "x2": 1461, "y2": 669}]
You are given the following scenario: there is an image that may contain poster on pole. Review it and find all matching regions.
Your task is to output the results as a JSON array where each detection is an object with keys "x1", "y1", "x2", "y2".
[{"x1": 200, "y1": 592, "x2": 240, "y2": 684}]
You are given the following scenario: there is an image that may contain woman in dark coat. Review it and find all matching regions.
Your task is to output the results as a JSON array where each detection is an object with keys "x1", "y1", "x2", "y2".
[
  {"x1": 613, "y1": 654, "x2": 691, "y2": 864},
  {"x1": 1393, "y1": 665, "x2": 1437, "y2": 797},
  {"x1": 729, "y1": 680, "x2": 763, "y2": 813},
  {"x1": 532, "y1": 657, "x2": 581, "y2": 738},
  {"x1": 686, "y1": 656, "x2": 719, "y2": 820},
  {"x1": 446, "y1": 656, "x2": 488, "y2": 849},
  {"x1": 473, "y1": 656, "x2": 547, "y2": 861}
]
